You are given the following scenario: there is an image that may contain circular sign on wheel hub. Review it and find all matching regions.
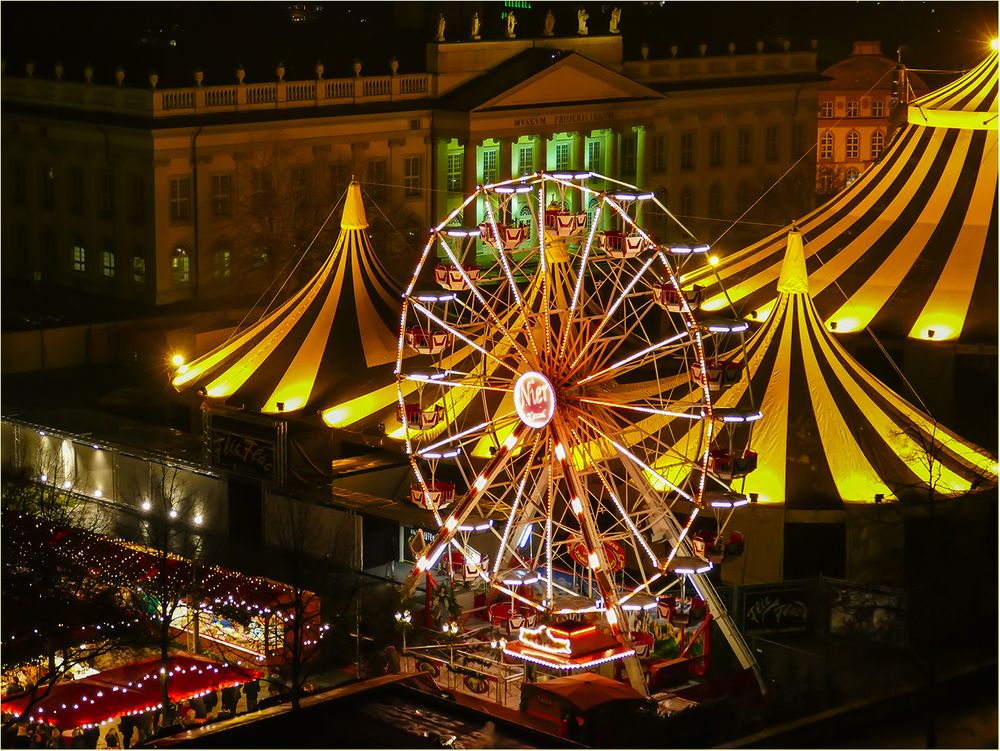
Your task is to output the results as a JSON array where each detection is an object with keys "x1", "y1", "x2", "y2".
[{"x1": 513, "y1": 371, "x2": 556, "y2": 429}]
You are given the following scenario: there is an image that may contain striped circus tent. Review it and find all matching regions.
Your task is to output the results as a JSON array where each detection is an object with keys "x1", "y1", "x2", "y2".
[
  {"x1": 711, "y1": 228, "x2": 997, "y2": 506},
  {"x1": 686, "y1": 50, "x2": 998, "y2": 344},
  {"x1": 172, "y1": 181, "x2": 403, "y2": 417}
]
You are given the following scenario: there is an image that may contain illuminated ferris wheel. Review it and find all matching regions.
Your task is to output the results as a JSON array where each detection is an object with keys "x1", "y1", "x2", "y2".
[{"x1": 395, "y1": 171, "x2": 760, "y2": 690}]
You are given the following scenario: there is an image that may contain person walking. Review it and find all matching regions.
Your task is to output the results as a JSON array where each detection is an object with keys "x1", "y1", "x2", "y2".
[
  {"x1": 242, "y1": 679, "x2": 260, "y2": 713},
  {"x1": 220, "y1": 685, "x2": 240, "y2": 718},
  {"x1": 118, "y1": 715, "x2": 135, "y2": 750},
  {"x1": 203, "y1": 689, "x2": 218, "y2": 718}
]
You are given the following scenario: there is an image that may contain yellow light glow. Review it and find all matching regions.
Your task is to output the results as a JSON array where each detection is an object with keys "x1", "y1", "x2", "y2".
[
  {"x1": 991, "y1": 38, "x2": 999, "y2": 51},
  {"x1": 700, "y1": 297, "x2": 726, "y2": 312},
  {"x1": 171, "y1": 354, "x2": 186, "y2": 368},
  {"x1": 205, "y1": 384, "x2": 234, "y2": 399},
  {"x1": 829, "y1": 316, "x2": 862, "y2": 334},
  {"x1": 908, "y1": 312, "x2": 962, "y2": 342},
  {"x1": 746, "y1": 299, "x2": 777, "y2": 323},
  {"x1": 709, "y1": 256, "x2": 720, "y2": 267}
]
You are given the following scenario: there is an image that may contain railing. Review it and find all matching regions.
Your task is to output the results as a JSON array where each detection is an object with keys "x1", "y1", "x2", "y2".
[
  {"x1": 624, "y1": 51, "x2": 817, "y2": 83},
  {"x1": 1, "y1": 72, "x2": 436, "y2": 118}
]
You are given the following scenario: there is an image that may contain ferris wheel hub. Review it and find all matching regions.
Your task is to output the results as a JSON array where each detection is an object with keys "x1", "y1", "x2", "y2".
[{"x1": 513, "y1": 371, "x2": 557, "y2": 429}]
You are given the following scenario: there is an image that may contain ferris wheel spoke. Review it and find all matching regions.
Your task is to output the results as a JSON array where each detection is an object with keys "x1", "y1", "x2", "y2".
[
  {"x1": 576, "y1": 330, "x2": 692, "y2": 386},
  {"x1": 557, "y1": 201, "x2": 605, "y2": 362},
  {"x1": 567, "y1": 255, "x2": 657, "y2": 373},
  {"x1": 403, "y1": 421, "x2": 531, "y2": 598},
  {"x1": 436, "y1": 235, "x2": 533, "y2": 365},
  {"x1": 411, "y1": 301, "x2": 518, "y2": 376}
]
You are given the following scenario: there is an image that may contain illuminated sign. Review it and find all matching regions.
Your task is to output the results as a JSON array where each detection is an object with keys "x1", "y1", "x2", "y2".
[{"x1": 513, "y1": 371, "x2": 556, "y2": 429}]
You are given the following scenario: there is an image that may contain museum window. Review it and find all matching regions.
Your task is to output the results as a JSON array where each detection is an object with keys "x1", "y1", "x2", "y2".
[
  {"x1": 870, "y1": 130, "x2": 885, "y2": 159},
  {"x1": 846, "y1": 100, "x2": 860, "y2": 117},
  {"x1": 291, "y1": 165, "x2": 311, "y2": 200},
  {"x1": 819, "y1": 131, "x2": 834, "y2": 160},
  {"x1": 72, "y1": 243, "x2": 86, "y2": 272},
  {"x1": 845, "y1": 168, "x2": 860, "y2": 188},
  {"x1": 554, "y1": 141, "x2": 571, "y2": 172},
  {"x1": 680, "y1": 132, "x2": 695, "y2": 171},
  {"x1": 738, "y1": 128, "x2": 753, "y2": 165},
  {"x1": 871, "y1": 99, "x2": 885, "y2": 118},
  {"x1": 329, "y1": 164, "x2": 349, "y2": 199},
  {"x1": 404, "y1": 155, "x2": 421, "y2": 195},
  {"x1": 585, "y1": 140, "x2": 601, "y2": 173},
  {"x1": 481, "y1": 148, "x2": 497, "y2": 185},
  {"x1": 679, "y1": 185, "x2": 694, "y2": 216},
  {"x1": 211, "y1": 174, "x2": 232, "y2": 217},
  {"x1": 518, "y1": 144, "x2": 534, "y2": 176},
  {"x1": 447, "y1": 151, "x2": 463, "y2": 191},
  {"x1": 819, "y1": 100, "x2": 834, "y2": 118},
  {"x1": 69, "y1": 167, "x2": 85, "y2": 213},
  {"x1": 102, "y1": 248, "x2": 115, "y2": 278},
  {"x1": 169, "y1": 176, "x2": 192, "y2": 222},
  {"x1": 845, "y1": 130, "x2": 860, "y2": 159},
  {"x1": 708, "y1": 183, "x2": 723, "y2": 218},
  {"x1": 171, "y1": 246, "x2": 191, "y2": 284},
  {"x1": 132, "y1": 255, "x2": 146, "y2": 283},
  {"x1": 367, "y1": 159, "x2": 387, "y2": 201},
  {"x1": 214, "y1": 248, "x2": 232, "y2": 280},
  {"x1": 621, "y1": 135, "x2": 636, "y2": 176},
  {"x1": 709, "y1": 130, "x2": 723, "y2": 168},
  {"x1": 765, "y1": 125, "x2": 779, "y2": 162},
  {"x1": 650, "y1": 135, "x2": 666, "y2": 173},
  {"x1": 40, "y1": 164, "x2": 55, "y2": 209},
  {"x1": 791, "y1": 121, "x2": 804, "y2": 158}
]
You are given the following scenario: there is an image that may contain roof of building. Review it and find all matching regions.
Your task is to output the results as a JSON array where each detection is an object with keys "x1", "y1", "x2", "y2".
[
  {"x1": 821, "y1": 51, "x2": 929, "y2": 92},
  {"x1": 171, "y1": 181, "x2": 403, "y2": 417},
  {"x1": 699, "y1": 229, "x2": 997, "y2": 505},
  {"x1": 685, "y1": 51, "x2": 998, "y2": 344}
]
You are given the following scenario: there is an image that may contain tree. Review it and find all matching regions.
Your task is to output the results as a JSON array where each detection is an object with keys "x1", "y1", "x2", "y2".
[
  {"x1": 0, "y1": 511, "x2": 150, "y2": 730},
  {"x1": 129, "y1": 466, "x2": 206, "y2": 723},
  {"x1": 221, "y1": 146, "x2": 338, "y2": 298}
]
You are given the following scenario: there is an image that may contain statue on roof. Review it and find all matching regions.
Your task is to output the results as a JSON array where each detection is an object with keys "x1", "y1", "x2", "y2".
[
  {"x1": 543, "y1": 9, "x2": 555, "y2": 37},
  {"x1": 506, "y1": 11, "x2": 517, "y2": 38},
  {"x1": 609, "y1": 7, "x2": 621, "y2": 34},
  {"x1": 470, "y1": 12, "x2": 481, "y2": 40},
  {"x1": 577, "y1": 8, "x2": 589, "y2": 36},
  {"x1": 436, "y1": 13, "x2": 446, "y2": 42}
]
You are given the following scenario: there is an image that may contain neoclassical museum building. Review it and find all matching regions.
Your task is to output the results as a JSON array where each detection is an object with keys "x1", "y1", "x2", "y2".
[{"x1": 2, "y1": 29, "x2": 821, "y2": 305}]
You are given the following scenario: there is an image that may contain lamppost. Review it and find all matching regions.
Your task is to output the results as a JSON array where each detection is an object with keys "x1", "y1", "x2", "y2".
[{"x1": 394, "y1": 609, "x2": 412, "y2": 653}]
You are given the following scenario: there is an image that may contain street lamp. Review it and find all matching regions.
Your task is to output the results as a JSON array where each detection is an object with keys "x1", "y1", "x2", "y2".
[{"x1": 394, "y1": 609, "x2": 412, "y2": 652}]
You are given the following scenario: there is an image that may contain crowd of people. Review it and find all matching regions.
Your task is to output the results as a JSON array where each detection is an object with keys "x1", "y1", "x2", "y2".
[{"x1": 2, "y1": 678, "x2": 267, "y2": 749}]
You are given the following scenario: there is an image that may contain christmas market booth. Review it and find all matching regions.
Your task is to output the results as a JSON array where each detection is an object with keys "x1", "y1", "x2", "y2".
[
  {"x1": 1, "y1": 655, "x2": 259, "y2": 730},
  {"x1": 4, "y1": 513, "x2": 324, "y2": 671}
]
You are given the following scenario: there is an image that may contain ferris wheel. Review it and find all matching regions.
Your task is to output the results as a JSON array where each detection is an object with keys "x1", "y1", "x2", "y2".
[{"x1": 396, "y1": 171, "x2": 761, "y2": 692}]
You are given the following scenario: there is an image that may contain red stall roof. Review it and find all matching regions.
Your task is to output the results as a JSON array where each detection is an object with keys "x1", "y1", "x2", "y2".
[{"x1": 2, "y1": 656, "x2": 261, "y2": 730}]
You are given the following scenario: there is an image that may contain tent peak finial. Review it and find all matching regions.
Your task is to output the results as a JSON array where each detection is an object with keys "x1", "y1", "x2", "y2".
[
  {"x1": 777, "y1": 228, "x2": 808, "y2": 295},
  {"x1": 341, "y1": 181, "x2": 369, "y2": 229}
]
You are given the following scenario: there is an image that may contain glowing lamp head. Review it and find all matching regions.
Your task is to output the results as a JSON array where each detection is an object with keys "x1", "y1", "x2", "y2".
[
  {"x1": 513, "y1": 371, "x2": 556, "y2": 429},
  {"x1": 708, "y1": 256, "x2": 720, "y2": 267},
  {"x1": 170, "y1": 353, "x2": 185, "y2": 368},
  {"x1": 992, "y1": 38, "x2": 999, "y2": 51}
]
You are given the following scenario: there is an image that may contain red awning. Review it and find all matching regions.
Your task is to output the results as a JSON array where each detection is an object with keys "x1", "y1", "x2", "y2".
[
  {"x1": 1, "y1": 655, "x2": 261, "y2": 729},
  {"x1": 523, "y1": 672, "x2": 645, "y2": 713}
]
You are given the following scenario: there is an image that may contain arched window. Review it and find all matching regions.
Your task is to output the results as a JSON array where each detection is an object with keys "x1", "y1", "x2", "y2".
[
  {"x1": 845, "y1": 168, "x2": 860, "y2": 188},
  {"x1": 845, "y1": 130, "x2": 860, "y2": 159},
  {"x1": 870, "y1": 130, "x2": 885, "y2": 159},
  {"x1": 679, "y1": 185, "x2": 694, "y2": 216},
  {"x1": 708, "y1": 183, "x2": 723, "y2": 218},
  {"x1": 171, "y1": 246, "x2": 190, "y2": 284},
  {"x1": 819, "y1": 131, "x2": 834, "y2": 160}
]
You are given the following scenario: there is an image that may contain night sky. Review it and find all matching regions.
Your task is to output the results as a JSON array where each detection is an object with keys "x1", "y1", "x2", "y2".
[{"x1": 1, "y1": 2, "x2": 996, "y2": 88}]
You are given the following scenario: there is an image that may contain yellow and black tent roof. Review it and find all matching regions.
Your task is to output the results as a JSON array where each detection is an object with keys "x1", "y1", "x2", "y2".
[
  {"x1": 172, "y1": 181, "x2": 402, "y2": 416},
  {"x1": 687, "y1": 51, "x2": 998, "y2": 344},
  {"x1": 712, "y1": 229, "x2": 997, "y2": 506}
]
